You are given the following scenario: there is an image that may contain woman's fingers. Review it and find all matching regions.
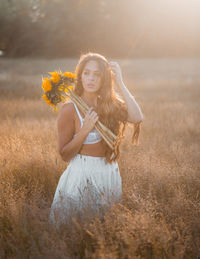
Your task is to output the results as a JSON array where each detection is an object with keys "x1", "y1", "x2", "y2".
[
  {"x1": 90, "y1": 110, "x2": 98, "y2": 117},
  {"x1": 85, "y1": 108, "x2": 98, "y2": 122},
  {"x1": 86, "y1": 107, "x2": 93, "y2": 115},
  {"x1": 82, "y1": 107, "x2": 99, "y2": 133},
  {"x1": 89, "y1": 112, "x2": 98, "y2": 124},
  {"x1": 86, "y1": 107, "x2": 96, "y2": 116}
]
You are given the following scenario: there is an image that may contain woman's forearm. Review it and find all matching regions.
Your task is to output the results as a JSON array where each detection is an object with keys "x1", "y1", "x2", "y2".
[
  {"x1": 109, "y1": 61, "x2": 143, "y2": 124},
  {"x1": 60, "y1": 128, "x2": 88, "y2": 162},
  {"x1": 117, "y1": 81, "x2": 143, "y2": 123}
]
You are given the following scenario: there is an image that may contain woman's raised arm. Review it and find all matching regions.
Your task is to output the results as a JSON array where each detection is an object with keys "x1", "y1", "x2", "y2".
[
  {"x1": 110, "y1": 61, "x2": 143, "y2": 124},
  {"x1": 116, "y1": 81, "x2": 143, "y2": 124}
]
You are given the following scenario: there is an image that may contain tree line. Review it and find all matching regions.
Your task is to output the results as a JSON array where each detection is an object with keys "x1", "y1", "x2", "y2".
[{"x1": 0, "y1": 0, "x2": 198, "y2": 58}]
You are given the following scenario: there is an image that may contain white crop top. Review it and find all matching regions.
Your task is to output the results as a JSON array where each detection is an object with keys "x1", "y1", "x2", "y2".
[{"x1": 71, "y1": 101, "x2": 102, "y2": 144}]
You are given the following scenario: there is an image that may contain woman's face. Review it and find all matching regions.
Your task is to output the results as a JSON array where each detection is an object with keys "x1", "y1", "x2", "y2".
[{"x1": 81, "y1": 60, "x2": 102, "y2": 94}]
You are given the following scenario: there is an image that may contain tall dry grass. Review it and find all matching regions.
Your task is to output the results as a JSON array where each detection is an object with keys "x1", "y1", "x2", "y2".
[{"x1": 0, "y1": 58, "x2": 199, "y2": 258}]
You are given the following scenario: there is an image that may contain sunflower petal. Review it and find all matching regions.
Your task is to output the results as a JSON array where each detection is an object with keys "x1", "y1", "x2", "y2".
[
  {"x1": 42, "y1": 78, "x2": 52, "y2": 92},
  {"x1": 49, "y1": 71, "x2": 60, "y2": 83}
]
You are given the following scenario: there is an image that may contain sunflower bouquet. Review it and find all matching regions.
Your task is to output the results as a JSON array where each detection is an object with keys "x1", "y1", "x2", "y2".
[{"x1": 41, "y1": 70, "x2": 117, "y2": 150}]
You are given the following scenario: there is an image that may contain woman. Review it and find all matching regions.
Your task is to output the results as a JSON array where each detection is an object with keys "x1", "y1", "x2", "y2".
[{"x1": 49, "y1": 52, "x2": 143, "y2": 226}]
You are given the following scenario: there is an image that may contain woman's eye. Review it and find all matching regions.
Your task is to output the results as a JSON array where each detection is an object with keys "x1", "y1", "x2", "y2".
[{"x1": 83, "y1": 71, "x2": 100, "y2": 77}]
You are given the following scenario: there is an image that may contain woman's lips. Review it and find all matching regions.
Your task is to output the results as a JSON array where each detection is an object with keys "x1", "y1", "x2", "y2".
[{"x1": 88, "y1": 84, "x2": 95, "y2": 87}]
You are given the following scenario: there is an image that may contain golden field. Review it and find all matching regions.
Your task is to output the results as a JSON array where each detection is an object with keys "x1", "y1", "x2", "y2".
[{"x1": 0, "y1": 58, "x2": 199, "y2": 258}]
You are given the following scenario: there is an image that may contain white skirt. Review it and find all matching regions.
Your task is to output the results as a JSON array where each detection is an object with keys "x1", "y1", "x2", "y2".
[{"x1": 49, "y1": 154, "x2": 122, "y2": 226}]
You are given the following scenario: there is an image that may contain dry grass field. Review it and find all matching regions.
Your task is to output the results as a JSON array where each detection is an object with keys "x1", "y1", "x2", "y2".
[{"x1": 0, "y1": 58, "x2": 199, "y2": 258}]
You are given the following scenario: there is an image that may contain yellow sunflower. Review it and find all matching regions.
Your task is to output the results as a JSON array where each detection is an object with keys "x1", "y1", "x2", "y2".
[
  {"x1": 42, "y1": 78, "x2": 52, "y2": 92},
  {"x1": 63, "y1": 72, "x2": 76, "y2": 79},
  {"x1": 49, "y1": 71, "x2": 60, "y2": 83}
]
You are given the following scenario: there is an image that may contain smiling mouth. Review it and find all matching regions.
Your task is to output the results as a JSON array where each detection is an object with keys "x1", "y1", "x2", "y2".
[{"x1": 88, "y1": 84, "x2": 95, "y2": 87}]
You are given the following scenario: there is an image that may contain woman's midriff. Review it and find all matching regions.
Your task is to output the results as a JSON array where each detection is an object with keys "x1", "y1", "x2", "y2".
[{"x1": 78, "y1": 141, "x2": 106, "y2": 157}]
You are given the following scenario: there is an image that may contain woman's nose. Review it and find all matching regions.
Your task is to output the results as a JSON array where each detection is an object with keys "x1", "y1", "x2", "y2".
[{"x1": 88, "y1": 73, "x2": 95, "y2": 80}]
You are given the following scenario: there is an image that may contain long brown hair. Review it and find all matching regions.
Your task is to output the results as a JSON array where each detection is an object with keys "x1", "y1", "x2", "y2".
[{"x1": 74, "y1": 52, "x2": 141, "y2": 164}]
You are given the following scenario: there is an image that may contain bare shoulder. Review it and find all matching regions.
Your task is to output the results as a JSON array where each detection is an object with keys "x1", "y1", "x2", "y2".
[
  {"x1": 57, "y1": 102, "x2": 75, "y2": 122},
  {"x1": 56, "y1": 103, "x2": 76, "y2": 136}
]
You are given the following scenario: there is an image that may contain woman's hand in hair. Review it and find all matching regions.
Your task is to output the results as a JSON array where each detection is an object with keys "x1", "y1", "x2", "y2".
[
  {"x1": 82, "y1": 107, "x2": 99, "y2": 134},
  {"x1": 109, "y1": 61, "x2": 123, "y2": 86}
]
